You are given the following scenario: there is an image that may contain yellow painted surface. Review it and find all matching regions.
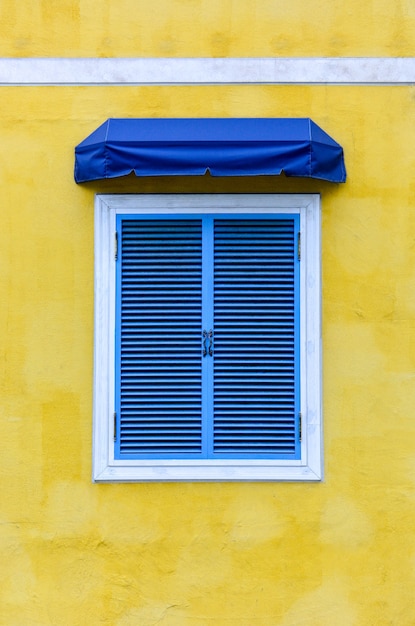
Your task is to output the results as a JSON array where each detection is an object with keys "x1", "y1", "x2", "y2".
[
  {"x1": 1, "y1": 83, "x2": 415, "y2": 625},
  {"x1": 1, "y1": 0, "x2": 415, "y2": 57},
  {"x1": 1, "y1": 2, "x2": 415, "y2": 623}
]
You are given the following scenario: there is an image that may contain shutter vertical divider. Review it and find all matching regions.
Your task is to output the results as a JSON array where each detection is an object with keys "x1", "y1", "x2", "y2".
[{"x1": 201, "y1": 216, "x2": 214, "y2": 458}]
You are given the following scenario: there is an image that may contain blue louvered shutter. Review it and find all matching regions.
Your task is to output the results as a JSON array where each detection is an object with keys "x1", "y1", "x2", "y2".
[
  {"x1": 115, "y1": 214, "x2": 300, "y2": 460},
  {"x1": 212, "y1": 217, "x2": 300, "y2": 459},
  {"x1": 115, "y1": 217, "x2": 203, "y2": 458}
]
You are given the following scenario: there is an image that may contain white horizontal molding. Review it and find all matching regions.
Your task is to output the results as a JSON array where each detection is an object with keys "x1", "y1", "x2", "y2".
[{"x1": 0, "y1": 57, "x2": 414, "y2": 85}]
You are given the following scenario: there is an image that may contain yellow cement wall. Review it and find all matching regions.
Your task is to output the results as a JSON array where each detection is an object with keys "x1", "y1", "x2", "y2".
[
  {"x1": 2, "y1": 1, "x2": 415, "y2": 625},
  {"x1": 1, "y1": 0, "x2": 415, "y2": 57},
  {"x1": 1, "y1": 84, "x2": 415, "y2": 625}
]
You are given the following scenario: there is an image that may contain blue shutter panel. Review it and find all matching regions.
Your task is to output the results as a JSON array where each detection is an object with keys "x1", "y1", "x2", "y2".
[
  {"x1": 116, "y1": 218, "x2": 203, "y2": 457},
  {"x1": 212, "y1": 218, "x2": 300, "y2": 458},
  {"x1": 115, "y1": 214, "x2": 299, "y2": 461}
]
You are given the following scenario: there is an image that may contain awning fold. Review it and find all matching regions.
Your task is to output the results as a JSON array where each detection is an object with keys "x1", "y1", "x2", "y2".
[{"x1": 74, "y1": 118, "x2": 346, "y2": 183}]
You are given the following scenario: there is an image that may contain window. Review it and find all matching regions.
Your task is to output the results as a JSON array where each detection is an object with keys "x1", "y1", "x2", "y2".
[{"x1": 93, "y1": 194, "x2": 322, "y2": 481}]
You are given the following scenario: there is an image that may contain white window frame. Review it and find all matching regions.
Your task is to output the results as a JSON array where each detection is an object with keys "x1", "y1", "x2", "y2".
[{"x1": 93, "y1": 193, "x2": 322, "y2": 482}]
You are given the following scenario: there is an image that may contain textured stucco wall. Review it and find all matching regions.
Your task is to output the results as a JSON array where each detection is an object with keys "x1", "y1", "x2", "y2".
[
  {"x1": 1, "y1": 0, "x2": 415, "y2": 57},
  {"x1": 1, "y1": 2, "x2": 415, "y2": 625},
  {"x1": 1, "y1": 84, "x2": 415, "y2": 625}
]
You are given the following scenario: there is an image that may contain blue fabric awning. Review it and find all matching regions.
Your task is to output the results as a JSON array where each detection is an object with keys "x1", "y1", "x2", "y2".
[{"x1": 74, "y1": 118, "x2": 346, "y2": 184}]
